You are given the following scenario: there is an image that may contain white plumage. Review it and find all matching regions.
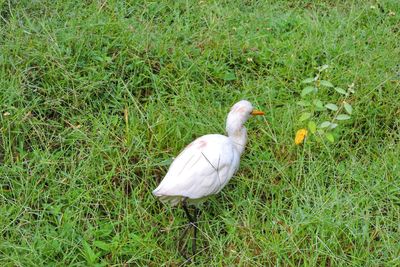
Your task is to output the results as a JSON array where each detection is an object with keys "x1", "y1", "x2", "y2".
[{"x1": 153, "y1": 100, "x2": 264, "y2": 206}]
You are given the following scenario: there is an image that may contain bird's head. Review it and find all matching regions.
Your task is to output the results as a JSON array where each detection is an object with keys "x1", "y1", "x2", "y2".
[{"x1": 226, "y1": 100, "x2": 264, "y2": 136}]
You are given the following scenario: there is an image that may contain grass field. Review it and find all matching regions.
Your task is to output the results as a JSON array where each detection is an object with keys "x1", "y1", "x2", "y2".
[{"x1": 1, "y1": 0, "x2": 400, "y2": 265}]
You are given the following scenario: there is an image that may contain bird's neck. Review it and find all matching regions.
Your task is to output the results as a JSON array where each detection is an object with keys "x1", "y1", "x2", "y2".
[{"x1": 227, "y1": 127, "x2": 247, "y2": 155}]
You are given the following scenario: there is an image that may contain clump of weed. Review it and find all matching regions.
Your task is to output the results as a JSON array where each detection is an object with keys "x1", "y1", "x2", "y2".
[{"x1": 295, "y1": 65, "x2": 355, "y2": 145}]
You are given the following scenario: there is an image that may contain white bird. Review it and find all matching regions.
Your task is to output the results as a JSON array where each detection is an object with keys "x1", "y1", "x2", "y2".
[{"x1": 153, "y1": 100, "x2": 264, "y2": 260}]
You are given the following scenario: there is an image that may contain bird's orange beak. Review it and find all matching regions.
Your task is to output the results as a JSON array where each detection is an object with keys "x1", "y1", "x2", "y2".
[{"x1": 251, "y1": 110, "x2": 265, "y2": 116}]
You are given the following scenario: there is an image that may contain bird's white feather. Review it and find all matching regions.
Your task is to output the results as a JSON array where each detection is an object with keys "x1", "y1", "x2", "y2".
[
  {"x1": 153, "y1": 100, "x2": 259, "y2": 206},
  {"x1": 153, "y1": 134, "x2": 240, "y2": 205}
]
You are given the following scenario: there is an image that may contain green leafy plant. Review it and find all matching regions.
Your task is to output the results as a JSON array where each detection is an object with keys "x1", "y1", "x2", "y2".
[{"x1": 296, "y1": 65, "x2": 355, "y2": 144}]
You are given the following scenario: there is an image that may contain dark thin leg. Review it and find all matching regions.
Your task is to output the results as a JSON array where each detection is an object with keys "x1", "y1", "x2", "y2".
[
  {"x1": 192, "y1": 207, "x2": 199, "y2": 258},
  {"x1": 182, "y1": 199, "x2": 194, "y2": 222},
  {"x1": 178, "y1": 199, "x2": 202, "y2": 262},
  {"x1": 178, "y1": 199, "x2": 194, "y2": 261}
]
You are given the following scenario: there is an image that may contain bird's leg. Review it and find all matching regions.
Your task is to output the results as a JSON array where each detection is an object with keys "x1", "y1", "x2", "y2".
[
  {"x1": 192, "y1": 207, "x2": 199, "y2": 258},
  {"x1": 182, "y1": 198, "x2": 194, "y2": 222},
  {"x1": 178, "y1": 198, "x2": 193, "y2": 261}
]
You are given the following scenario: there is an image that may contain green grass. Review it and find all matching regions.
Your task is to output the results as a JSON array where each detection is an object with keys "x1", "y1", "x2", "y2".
[{"x1": 1, "y1": 0, "x2": 399, "y2": 265}]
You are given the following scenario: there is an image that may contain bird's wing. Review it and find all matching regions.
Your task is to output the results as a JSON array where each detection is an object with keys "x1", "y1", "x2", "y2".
[{"x1": 153, "y1": 134, "x2": 238, "y2": 200}]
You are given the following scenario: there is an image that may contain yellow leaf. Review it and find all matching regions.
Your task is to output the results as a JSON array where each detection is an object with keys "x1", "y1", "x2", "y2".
[{"x1": 295, "y1": 128, "x2": 308, "y2": 145}]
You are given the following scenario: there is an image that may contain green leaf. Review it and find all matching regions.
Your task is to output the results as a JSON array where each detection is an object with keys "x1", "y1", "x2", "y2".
[
  {"x1": 318, "y1": 64, "x2": 329, "y2": 72},
  {"x1": 313, "y1": 99, "x2": 324, "y2": 109},
  {"x1": 299, "y1": 112, "x2": 312, "y2": 121},
  {"x1": 301, "y1": 77, "x2": 315, "y2": 84},
  {"x1": 222, "y1": 71, "x2": 236, "y2": 81},
  {"x1": 325, "y1": 103, "x2": 338, "y2": 111},
  {"x1": 308, "y1": 121, "x2": 317, "y2": 134},
  {"x1": 94, "y1": 241, "x2": 111, "y2": 252},
  {"x1": 296, "y1": 100, "x2": 311, "y2": 107},
  {"x1": 82, "y1": 241, "x2": 99, "y2": 264},
  {"x1": 320, "y1": 80, "x2": 334, "y2": 87},
  {"x1": 320, "y1": 121, "x2": 331, "y2": 128},
  {"x1": 325, "y1": 132, "x2": 335, "y2": 143},
  {"x1": 334, "y1": 87, "x2": 347, "y2": 95},
  {"x1": 344, "y1": 102, "x2": 353, "y2": 114},
  {"x1": 94, "y1": 223, "x2": 114, "y2": 238},
  {"x1": 301, "y1": 86, "x2": 316, "y2": 97},
  {"x1": 336, "y1": 114, "x2": 351, "y2": 120},
  {"x1": 329, "y1": 123, "x2": 338, "y2": 129}
]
